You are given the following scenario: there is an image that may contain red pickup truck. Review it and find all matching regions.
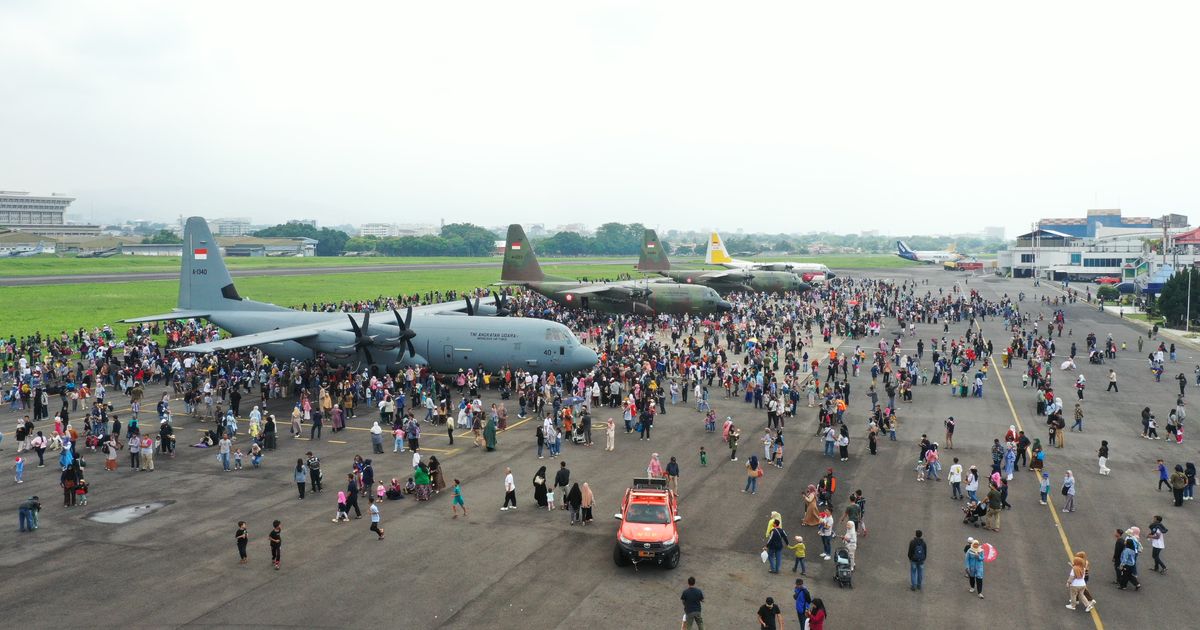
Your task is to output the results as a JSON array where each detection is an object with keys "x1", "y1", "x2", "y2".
[{"x1": 613, "y1": 478, "x2": 681, "y2": 569}]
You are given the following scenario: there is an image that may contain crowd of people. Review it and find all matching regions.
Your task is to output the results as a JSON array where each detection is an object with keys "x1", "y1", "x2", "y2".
[{"x1": 5, "y1": 270, "x2": 1197, "y2": 627}]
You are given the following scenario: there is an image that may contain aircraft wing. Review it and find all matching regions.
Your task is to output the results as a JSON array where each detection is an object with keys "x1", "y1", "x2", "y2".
[
  {"x1": 556, "y1": 284, "x2": 632, "y2": 296},
  {"x1": 175, "y1": 323, "x2": 328, "y2": 353},
  {"x1": 121, "y1": 310, "x2": 212, "y2": 323}
]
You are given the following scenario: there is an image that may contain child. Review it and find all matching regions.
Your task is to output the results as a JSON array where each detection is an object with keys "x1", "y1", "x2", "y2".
[
  {"x1": 236, "y1": 521, "x2": 249, "y2": 564},
  {"x1": 452, "y1": 479, "x2": 467, "y2": 518},
  {"x1": 699, "y1": 446, "x2": 708, "y2": 467},
  {"x1": 1021, "y1": 372, "x2": 1030, "y2": 388},
  {"x1": 404, "y1": 477, "x2": 416, "y2": 494},
  {"x1": 332, "y1": 491, "x2": 349, "y2": 522},
  {"x1": 75, "y1": 479, "x2": 89, "y2": 505},
  {"x1": 1157, "y1": 460, "x2": 1169, "y2": 489},
  {"x1": 376, "y1": 482, "x2": 386, "y2": 503},
  {"x1": 546, "y1": 487, "x2": 556, "y2": 511},
  {"x1": 233, "y1": 449, "x2": 244, "y2": 470},
  {"x1": 787, "y1": 535, "x2": 807, "y2": 575},
  {"x1": 1039, "y1": 472, "x2": 1050, "y2": 505},
  {"x1": 14, "y1": 456, "x2": 24, "y2": 483}
]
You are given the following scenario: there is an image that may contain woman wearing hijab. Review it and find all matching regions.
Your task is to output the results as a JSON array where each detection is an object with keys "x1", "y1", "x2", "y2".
[
  {"x1": 765, "y1": 510, "x2": 784, "y2": 537},
  {"x1": 965, "y1": 539, "x2": 985, "y2": 598},
  {"x1": 370, "y1": 421, "x2": 384, "y2": 454},
  {"x1": 1029, "y1": 439, "x2": 1044, "y2": 473},
  {"x1": 566, "y1": 483, "x2": 583, "y2": 525},
  {"x1": 802, "y1": 485, "x2": 821, "y2": 526},
  {"x1": 429, "y1": 456, "x2": 446, "y2": 494},
  {"x1": 1062, "y1": 470, "x2": 1076, "y2": 512},
  {"x1": 483, "y1": 414, "x2": 497, "y2": 452},
  {"x1": 413, "y1": 461, "x2": 432, "y2": 501},
  {"x1": 647, "y1": 453, "x2": 663, "y2": 478},
  {"x1": 533, "y1": 466, "x2": 549, "y2": 507},
  {"x1": 580, "y1": 482, "x2": 595, "y2": 524},
  {"x1": 744, "y1": 455, "x2": 760, "y2": 494}
]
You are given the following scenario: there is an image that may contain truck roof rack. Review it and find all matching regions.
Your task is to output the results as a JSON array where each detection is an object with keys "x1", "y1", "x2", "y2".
[{"x1": 632, "y1": 477, "x2": 668, "y2": 490}]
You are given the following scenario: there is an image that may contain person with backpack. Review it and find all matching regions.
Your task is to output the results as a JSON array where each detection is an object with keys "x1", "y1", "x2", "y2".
[
  {"x1": 908, "y1": 530, "x2": 927, "y2": 590},
  {"x1": 792, "y1": 578, "x2": 812, "y2": 626},
  {"x1": 764, "y1": 518, "x2": 788, "y2": 573}
]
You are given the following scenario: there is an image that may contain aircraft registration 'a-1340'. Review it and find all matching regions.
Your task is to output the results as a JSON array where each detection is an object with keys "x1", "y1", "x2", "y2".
[
  {"x1": 498, "y1": 224, "x2": 732, "y2": 315},
  {"x1": 122, "y1": 217, "x2": 597, "y2": 375}
]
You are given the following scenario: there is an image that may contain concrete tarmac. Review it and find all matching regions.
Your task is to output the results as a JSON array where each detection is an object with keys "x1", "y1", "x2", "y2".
[{"x1": 1, "y1": 267, "x2": 1195, "y2": 629}]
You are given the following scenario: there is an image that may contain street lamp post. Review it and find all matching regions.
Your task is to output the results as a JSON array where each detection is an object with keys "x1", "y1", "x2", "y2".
[{"x1": 1188, "y1": 267, "x2": 1193, "y2": 334}]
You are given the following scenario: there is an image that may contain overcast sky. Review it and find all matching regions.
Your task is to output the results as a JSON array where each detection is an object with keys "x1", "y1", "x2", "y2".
[{"x1": 3, "y1": 1, "x2": 1198, "y2": 237}]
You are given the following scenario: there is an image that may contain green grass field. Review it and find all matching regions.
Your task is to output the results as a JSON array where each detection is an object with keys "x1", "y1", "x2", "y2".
[
  {"x1": 0, "y1": 252, "x2": 915, "y2": 276},
  {"x1": 0, "y1": 264, "x2": 640, "y2": 340},
  {"x1": 0, "y1": 254, "x2": 637, "y2": 277}
]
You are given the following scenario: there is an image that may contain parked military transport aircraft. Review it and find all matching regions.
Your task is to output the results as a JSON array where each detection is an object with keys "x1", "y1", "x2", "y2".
[
  {"x1": 123, "y1": 217, "x2": 597, "y2": 374},
  {"x1": 705, "y1": 231, "x2": 834, "y2": 280},
  {"x1": 636, "y1": 229, "x2": 809, "y2": 294},
  {"x1": 498, "y1": 224, "x2": 731, "y2": 315}
]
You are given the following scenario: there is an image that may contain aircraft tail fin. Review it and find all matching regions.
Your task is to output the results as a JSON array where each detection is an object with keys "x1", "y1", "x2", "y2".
[
  {"x1": 897, "y1": 240, "x2": 912, "y2": 255},
  {"x1": 500, "y1": 224, "x2": 544, "y2": 282},
  {"x1": 706, "y1": 231, "x2": 733, "y2": 264},
  {"x1": 947, "y1": 243, "x2": 957, "y2": 253},
  {"x1": 637, "y1": 228, "x2": 671, "y2": 272},
  {"x1": 178, "y1": 217, "x2": 252, "y2": 311}
]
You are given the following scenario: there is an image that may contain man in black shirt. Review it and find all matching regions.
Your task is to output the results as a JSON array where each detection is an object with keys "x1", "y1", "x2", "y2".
[
  {"x1": 269, "y1": 520, "x2": 282, "y2": 570},
  {"x1": 757, "y1": 596, "x2": 782, "y2": 630},
  {"x1": 680, "y1": 576, "x2": 704, "y2": 629},
  {"x1": 554, "y1": 462, "x2": 570, "y2": 510}
]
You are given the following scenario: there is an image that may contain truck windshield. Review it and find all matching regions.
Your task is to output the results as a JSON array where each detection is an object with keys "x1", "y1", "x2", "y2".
[{"x1": 626, "y1": 503, "x2": 670, "y2": 524}]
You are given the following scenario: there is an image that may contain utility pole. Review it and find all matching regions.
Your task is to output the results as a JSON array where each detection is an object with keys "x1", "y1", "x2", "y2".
[{"x1": 1188, "y1": 267, "x2": 1193, "y2": 334}]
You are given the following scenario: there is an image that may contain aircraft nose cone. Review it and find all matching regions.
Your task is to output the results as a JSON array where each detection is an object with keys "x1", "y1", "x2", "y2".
[
  {"x1": 796, "y1": 282, "x2": 812, "y2": 292},
  {"x1": 825, "y1": 272, "x2": 837, "y2": 279},
  {"x1": 572, "y1": 346, "x2": 598, "y2": 369},
  {"x1": 717, "y1": 299, "x2": 733, "y2": 311}
]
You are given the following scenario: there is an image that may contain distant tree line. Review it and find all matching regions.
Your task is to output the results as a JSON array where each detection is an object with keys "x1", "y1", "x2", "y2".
[
  {"x1": 345, "y1": 223, "x2": 498, "y2": 257},
  {"x1": 254, "y1": 223, "x2": 351, "y2": 256}
]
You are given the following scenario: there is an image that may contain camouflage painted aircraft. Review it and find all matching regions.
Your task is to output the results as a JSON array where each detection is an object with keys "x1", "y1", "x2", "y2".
[
  {"x1": 122, "y1": 217, "x2": 597, "y2": 375},
  {"x1": 498, "y1": 224, "x2": 731, "y2": 315},
  {"x1": 636, "y1": 229, "x2": 810, "y2": 295}
]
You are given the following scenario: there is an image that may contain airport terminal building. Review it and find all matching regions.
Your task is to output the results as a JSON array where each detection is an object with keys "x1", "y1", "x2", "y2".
[
  {"x1": 0, "y1": 190, "x2": 101, "y2": 237},
  {"x1": 998, "y1": 209, "x2": 1192, "y2": 292}
]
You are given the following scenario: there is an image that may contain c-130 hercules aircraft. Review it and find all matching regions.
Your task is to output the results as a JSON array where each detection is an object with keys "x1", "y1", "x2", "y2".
[{"x1": 123, "y1": 217, "x2": 597, "y2": 375}]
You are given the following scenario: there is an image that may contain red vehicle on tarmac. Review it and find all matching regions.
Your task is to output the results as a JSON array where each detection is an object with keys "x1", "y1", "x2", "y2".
[
  {"x1": 613, "y1": 478, "x2": 681, "y2": 569},
  {"x1": 1093, "y1": 276, "x2": 1120, "y2": 285}
]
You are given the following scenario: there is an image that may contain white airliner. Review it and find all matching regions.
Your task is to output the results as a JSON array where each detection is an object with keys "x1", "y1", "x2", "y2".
[
  {"x1": 705, "y1": 231, "x2": 834, "y2": 281},
  {"x1": 895, "y1": 240, "x2": 962, "y2": 264}
]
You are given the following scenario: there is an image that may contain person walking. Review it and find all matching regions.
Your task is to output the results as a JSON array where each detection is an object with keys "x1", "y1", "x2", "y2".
[
  {"x1": 949, "y1": 458, "x2": 963, "y2": 500},
  {"x1": 908, "y1": 530, "x2": 927, "y2": 591},
  {"x1": 792, "y1": 579, "x2": 812, "y2": 628},
  {"x1": 1169, "y1": 465, "x2": 1188, "y2": 506},
  {"x1": 1066, "y1": 556, "x2": 1096, "y2": 611},
  {"x1": 451, "y1": 479, "x2": 468, "y2": 518},
  {"x1": 1098, "y1": 441, "x2": 1111, "y2": 475},
  {"x1": 501, "y1": 467, "x2": 517, "y2": 511},
  {"x1": 764, "y1": 518, "x2": 787, "y2": 573},
  {"x1": 269, "y1": 520, "x2": 282, "y2": 570},
  {"x1": 1148, "y1": 515, "x2": 1168, "y2": 573},
  {"x1": 605, "y1": 417, "x2": 615, "y2": 451},
  {"x1": 756, "y1": 596, "x2": 782, "y2": 630},
  {"x1": 235, "y1": 521, "x2": 249, "y2": 564},
  {"x1": 965, "y1": 539, "x2": 985, "y2": 598},
  {"x1": 1118, "y1": 537, "x2": 1141, "y2": 590},
  {"x1": 368, "y1": 496, "x2": 384, "y2": 540},
  {"x1": 1062, "y1": 470, "x2": 1076, "y2": 512},
  {"x1": 680, "y1": 576, "x2": 705, "y2": 630},
  {"x1": 293, "y1": 459, "x2": 307, "y2": 499},
  {"x1": 817, "y1": 509, "x2": 834, "y2": 560},
  {"x1": 345, "y1": 473, "x2": 362, "y2": 518},
  {"x1": 306, "y1": 452, "x2": 323, "y2": 493},
  {"x1": 1106, "y1": 369, "x2": 1118, "y2": 392}
]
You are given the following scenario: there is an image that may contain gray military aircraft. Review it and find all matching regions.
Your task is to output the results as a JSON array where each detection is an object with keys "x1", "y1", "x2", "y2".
[
  {"x1": 498, "y1": 224, "x2": 731, "y2": 315},
  {"x1": 636, "y1": 229, "x2": 810, "y2": 295},
  {"x1": 123, "y1": 217, "x2": 597, "y2": 374}
]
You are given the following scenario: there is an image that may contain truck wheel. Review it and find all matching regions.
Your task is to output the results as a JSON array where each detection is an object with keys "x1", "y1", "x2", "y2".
[
  {"x1": 664, "y1": 548, "x2": 680, "y2": 570},
  {"x1": 613, "y1": 545, "x2": 630, "y2": 567}
]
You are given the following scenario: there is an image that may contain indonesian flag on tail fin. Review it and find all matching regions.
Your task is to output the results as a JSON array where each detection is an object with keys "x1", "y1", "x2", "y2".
[
  {"x1": 510, "y1": 242, "x2": 522, "y2": 250},
  {"x1": 194, "y1": 248, "x2": 208, "y2": 260}
]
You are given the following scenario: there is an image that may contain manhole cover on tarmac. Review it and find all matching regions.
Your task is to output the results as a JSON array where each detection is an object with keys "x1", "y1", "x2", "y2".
[{"x1": 86, "y1": 501, "x2": 174, "y2": 524}]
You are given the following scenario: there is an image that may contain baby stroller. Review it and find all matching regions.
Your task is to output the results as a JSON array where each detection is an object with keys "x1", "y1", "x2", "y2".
[
  {"x1": 570, "y1": 422, "x2": 587, "y2": 445},
  {"x1": 1088, "y1": 351, "x2": 1104, "y2": 365},
  {"x1": 834, "y1": 547, "x2": 853, "y2": 588},
  {"x1": 962, "y1": 500, "x2": 987, "y2": 527}
]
